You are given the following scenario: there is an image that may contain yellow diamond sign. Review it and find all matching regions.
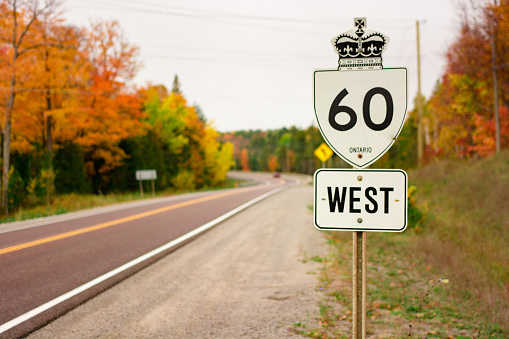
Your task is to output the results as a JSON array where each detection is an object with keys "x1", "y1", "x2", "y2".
[{"x1": 314, "y1": 143, "x2": 334, "y2": 163}]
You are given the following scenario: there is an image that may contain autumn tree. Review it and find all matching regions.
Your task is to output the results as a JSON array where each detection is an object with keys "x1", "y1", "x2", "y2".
[
  {"x1": 240, "y1": 148, "x2": 249, "y2": 171},
  {"x1": 144, "y1": 88, "x2": 187, "y2": 154},
  {"x1": 142, "y1": 84, "x2": 233, "y2": 190},
  {"x1": 0, "y1": 0, "x2": 60, "y2": 214},
  {"x1": 50, "y1": 20, "x2": 146, "y2": 191},
  {"x1": 426, "y1": 0, "x2": 509, "y2": 159},
  {"x1": 267, "y1": 154, "x2": 279, "y2": 172},
  {"x1": 35, "y1": 16, "x2": 84, "y2": 165},
  {"x1": 171, "y1": 74, "x2": 181, "y2": 94},
  {"x1": 278, "y1": 133, "x2": 293, "y2": 172},
  {"x1": 10, "y1": 17, "x2": 85, "y2": 170}
]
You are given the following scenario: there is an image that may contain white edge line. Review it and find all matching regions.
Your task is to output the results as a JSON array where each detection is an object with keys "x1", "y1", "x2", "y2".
[{"x1": 0, "y1": 182, "x2": 296, "y2": 334}]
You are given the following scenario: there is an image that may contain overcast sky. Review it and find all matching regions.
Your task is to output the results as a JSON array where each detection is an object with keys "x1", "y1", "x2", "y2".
[{"x1": 63, "y1": 0, "x2": 464, "y2": 132}]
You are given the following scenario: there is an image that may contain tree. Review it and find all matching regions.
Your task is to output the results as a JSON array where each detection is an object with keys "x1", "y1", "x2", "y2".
[
  {"x1": 278, "y1": 133, "x2": 293, "y2": 172},
  {"x1": 194, "y1": 103, "x2": 206, "y2": 123},
  {"x1": 49, "y1": 20, "x2": 146, "y2": 192},
  {"x1": 240, "y1": 148, "x2": 249, "y2": 171},
  {"x1": 201, "y1": 125, "x2": 233, "y2": 186},
  {"x1": 142, "y1": 86, "x2": 233, "y2": 188},
  {"x1": 9, "y1": 16, "x2": 85, "y2": 177},
  {"x1": 35, "y1": 16, "x2": 83, "y2": 167},
  {"x1": 1, "y1": 0, "x2": 60, "y2": 215},
  {"x1": 171, "y1": 74, "x2": 181, "y2": 94},
  {"x1": 267, "y1": 154, "x2": 279, "y2": 172},
  {"x1": 211, "y1": 142, "x2": 234, "y2": 184},
  {"x1": 144, "y1": 89, "x2": 188, "y2": 154},
  {"x1": 425, "y1": 0, "x2": 509, "y2": 159},
  {"x1": 181, "y1": 99, "x2": 206, "y2": 187}
]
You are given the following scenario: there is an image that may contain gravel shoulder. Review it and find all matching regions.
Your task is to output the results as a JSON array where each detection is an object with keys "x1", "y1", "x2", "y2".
[{"x1": 28, "y1": 180, "x2": 328, "y2": 338}]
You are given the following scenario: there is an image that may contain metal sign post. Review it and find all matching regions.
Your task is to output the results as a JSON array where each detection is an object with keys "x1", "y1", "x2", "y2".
[
  {"x1": 312, "y1": 17, "x2": 408, "y2": 338},
  {"x1": 353, "y1": 231, "x2": 366, "y2": 339}
]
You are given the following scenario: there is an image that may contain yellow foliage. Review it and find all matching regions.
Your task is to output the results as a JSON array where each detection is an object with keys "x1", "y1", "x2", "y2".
[{"x1": 171, "y1": 170, "x2": 196, "y2": 190}]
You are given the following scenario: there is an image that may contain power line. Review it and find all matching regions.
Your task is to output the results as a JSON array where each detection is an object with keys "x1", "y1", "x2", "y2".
[
  {"x1": 68, "y1": 0, "x2": 414, "y2": 37},
  {"x1": 70, "y1": 0, "x2": 343, "y2": 25},
  {"x1": 0, "y1": 87, "x2": 131, "y2": 95},
  {"x1": 70, "y1": 0, "x2": 415, "y2": 27},
  {"x1": 68, "y1": 3, "x2": 326, "y2": 36}
]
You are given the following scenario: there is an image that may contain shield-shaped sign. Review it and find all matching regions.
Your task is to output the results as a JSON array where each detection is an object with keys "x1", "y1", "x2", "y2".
[{"x1": 314, "y1": 68, "x2": 407, "y2": 168}]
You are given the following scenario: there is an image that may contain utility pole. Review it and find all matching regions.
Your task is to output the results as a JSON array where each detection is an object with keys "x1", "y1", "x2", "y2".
[
  {"x1": 491, "y1": 6, "x2": 501, "y2": 154},
  {"x1": 416, "y1": 20, "x2": 424, "y2": 166}
]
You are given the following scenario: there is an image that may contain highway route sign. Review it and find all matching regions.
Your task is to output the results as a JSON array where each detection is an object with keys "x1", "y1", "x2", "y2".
[
  {"x1": 314, "y1": 68, "x2": 407, "y2": 168},
  {"x1": 313, "y1": 17, "x2": 407, "y2": 169},
  {"x1": 314, "y1": 143, "x2": 334, "y2": 163},
  {"x1": 314, "y1": 168, "x2": 407, "y2": 232}
]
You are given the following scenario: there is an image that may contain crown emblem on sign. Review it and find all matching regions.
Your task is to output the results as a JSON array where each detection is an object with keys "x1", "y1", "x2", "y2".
[{"x1": 332, "y1": 18, "x2": 390, "y2": 70}]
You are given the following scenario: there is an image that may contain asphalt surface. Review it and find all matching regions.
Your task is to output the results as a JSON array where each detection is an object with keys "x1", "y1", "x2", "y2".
[
  {"x1": 0, "y1": 173, "x2": 303, "y2": 338},
  {"x1": 25, "y1": 174, "x2": 327, "y2": 338}
]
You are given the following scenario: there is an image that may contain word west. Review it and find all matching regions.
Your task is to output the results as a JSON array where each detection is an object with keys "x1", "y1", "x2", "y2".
[{"x1": 327, "y1": 186, "x2": 394, "y2": 214}]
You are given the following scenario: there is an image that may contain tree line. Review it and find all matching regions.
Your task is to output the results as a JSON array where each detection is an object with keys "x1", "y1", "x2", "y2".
[
  {"x1": 420, "y1": 0, "x2": 509, "y2": 161},
  {"x1": 2, "y1": 0, "x2": 506, "y2": 216},
  {"x1": 220, "y1": 119, "x2": 417, "y2": 174},
  {"x1": 0, "y1": 0, "x2": 233, "y2": 215}
]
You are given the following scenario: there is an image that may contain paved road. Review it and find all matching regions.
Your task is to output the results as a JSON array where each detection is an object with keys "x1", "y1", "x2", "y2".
[
  {"x1": 26, "y1": 174, "x2": 326, "y2": 338},
  {"x1": 0, "y1": 173, "x2": 299, "y2": 338}
]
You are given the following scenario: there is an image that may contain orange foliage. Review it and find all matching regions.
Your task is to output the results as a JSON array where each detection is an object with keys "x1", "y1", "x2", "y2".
[
  {"x1": 1, "y1": 13, "x2": 146, "y2": 176},
  {"x1": 470, "y1": 106, "x2": 509, "y2": 156},
  {"x1": 182, "y1": 103, "x2": 206, "y2": 186},
  {"x1": 427, "y1": 1, "x2": 509, "y2": 158},
  {"x1": 267, "y1": 154, "x2": 279, "y2": 172},
  {"x1": 54, "y1": 20, "x2": 146, "y2": 176},
  {"x1": 240, "y1": 148, "x2": 250, "y2": 171},
  {"x1": 86, "y1": 20, "x2": 140, "y2": 83},
  {"x1": 9, "y1": 19, "x2": 86, "y2": 153}
]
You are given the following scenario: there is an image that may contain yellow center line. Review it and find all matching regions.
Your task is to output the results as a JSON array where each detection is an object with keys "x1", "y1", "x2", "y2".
[{"x1": 0, "y1": 185, "x2": 265, "y2": 256}]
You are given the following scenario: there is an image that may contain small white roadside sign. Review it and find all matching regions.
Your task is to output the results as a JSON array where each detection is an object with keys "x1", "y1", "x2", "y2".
[
  {"x1": 135, "y1": 169, "x2": 157, "y2": 198},
  {"x1": 135, "y1": 170, "x2": 157, "y2": 181},
  {"x1": 314, "y1": 168, "x2": 407, "y2": 232}
]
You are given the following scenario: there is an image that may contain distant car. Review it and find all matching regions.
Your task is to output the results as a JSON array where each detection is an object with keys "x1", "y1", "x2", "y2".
[{"x1": 273, "y1": 172, "x2": 280, "y2": 178}]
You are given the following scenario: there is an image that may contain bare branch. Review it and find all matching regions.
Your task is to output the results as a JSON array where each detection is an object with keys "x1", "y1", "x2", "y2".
[
  {"x1": 16, "y1": 41, "x2": 68, "y2": 57},
  {"x1": 16, "y1": 0, "x2": 59, "y2": 53}
]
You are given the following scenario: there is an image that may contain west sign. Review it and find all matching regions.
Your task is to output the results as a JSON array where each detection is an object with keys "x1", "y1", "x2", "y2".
[{"x1": 314, "y1": 169, "x2": 408, "y2": 232}]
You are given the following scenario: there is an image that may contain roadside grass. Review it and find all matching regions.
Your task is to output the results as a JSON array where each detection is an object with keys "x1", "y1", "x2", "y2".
[
  {"x1": 295, "y1": 151, "x2": 509, "y2": 338},
  {"x1": 1, "y1": 177, "x2": 247, "y2": 224},
  {"x1": 296, "y1": 231, "x2": 505, "y2": 338},
  {"x1": 411, "y1": 150, "x2": 509, "y2": 330}
]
